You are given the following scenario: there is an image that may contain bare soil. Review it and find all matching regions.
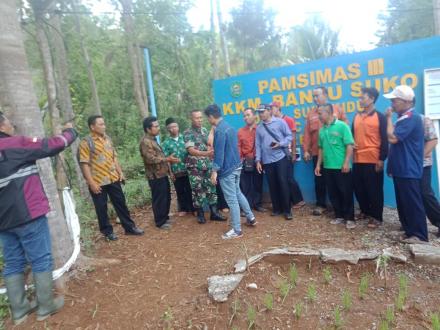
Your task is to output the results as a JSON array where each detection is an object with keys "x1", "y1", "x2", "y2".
[{"x1": 8, "y1": 204, "x2": 440, "y2": 330}]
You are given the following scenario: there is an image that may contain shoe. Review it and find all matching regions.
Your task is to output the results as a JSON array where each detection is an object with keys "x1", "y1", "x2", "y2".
[
  {"x1": 271, "y1": 211, "x2": 281, "y2": 216},
  {"x1": 105, "y1": 233, "x2": 118, "y2": 241},
  {"x1": 355, "y1": 213, "x2": 368, "y2": 221},
  {"x1": 367, "y1": 219, "x2": 382, "y2": 229},
  {"x1": 246, "y1": 218, "x2": 257, "y2": 226},
  {"x1": 222, "y1": 229, "x2": 243, "y2": 240},
  {"x1": 346, "y1": 220, "x2": 357, "y2": 229},
  {"x1": 312, "y1": 207, "x2": 326, "y2": 216},
  {"x1": 4, "y1": 274, "x2": 37, "y2": 325},
  {"x1": 178, "y1": 211, "x2": 186, "y2": 217},
  {"x1": 196, "y1": 208, "x2": 206, "y2": 224},
  {"x1": 159, "y1": 223, "x2": 171, "y2": 230},
  {"x1": 125, "y1": 227, "x2": 144, "y2": 235},
  {"x1": 34, "y1": 272, "x2": 64, "y2": 321},
  {"x1": 401, "y1": 236, "x2": 429, "y2": 245},
  {"x1": 210, "y1": 204, "x2": 227, "y2": 221},
  {"x1": 284, "y1": 212, "x2": 293, "y2": 220},
  {"x1": 330, "y1": 218, "x2": 344, "y2": 225},
  {"x1": 292, "y1": 201, "x2": 306, "y2": 209},
  {"x1": 254, "y1": 206, "x2": 267, "y2": 212}
]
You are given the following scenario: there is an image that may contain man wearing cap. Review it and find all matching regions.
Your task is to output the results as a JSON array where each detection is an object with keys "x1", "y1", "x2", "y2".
[
  {"x1": 255, "y1": 104, "x2": 293, "y2": 220},
  {"x1": 238, "y1": 108, "x2": 266, "y2": 212},
  {"x1": 385, "y1": 85, "x2": 428, "y2": 244},
  {"x1": 162, "y1": 118, "x2": 195, "y2": 217},
  {"x1": 303, "y1": 86, "x2": 348, "y2": 216},
  {"x1": 270, "y1": 101, "x2": 305, "y2": 209}
]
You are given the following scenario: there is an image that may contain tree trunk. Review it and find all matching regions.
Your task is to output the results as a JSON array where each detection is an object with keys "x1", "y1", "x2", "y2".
[
  {"x1": 72, "y1": 0, "x2": 102, "y2": 116},
  {"x1": 51, "y1": 10, "x2": 90, "y2": 200},
  {"x1": 210, "y1": 0, "x2": 218, "y2": 79},
  {"x1": 119, "y1": 0, "x2": 149, "y2": 118},
  {"x1": 435, "y1": 0, "x2": 440, "y2": 35},
  {"x1": 0, "y1": 0, "x2": 73, "y2": 267},
  {"x1": 216, "y1": 0, "x2": 231, "y2": 77}
]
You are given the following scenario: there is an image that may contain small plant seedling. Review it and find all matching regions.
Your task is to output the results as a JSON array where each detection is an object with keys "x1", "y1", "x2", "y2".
[
  {"x1": 359, "y1": 273, "x2": 370, "y2": 300},
  {"x1": 395, "y1": 273, "x2": 409, "y2": 311},
  {"x1": 247, "y1": 305, "x2": 257, "y2": 329},
  {"x1": 342, "y1": 289, "x2": 352, "y2": 311},
  {"x1": 385, "y1": 306, "x2": 395, "y2": 325},
  {"x1": 229, "y1": 299, "x2": 241, "y2": 326},
  {"x1": 263, "y1": 293, "x2": 274, "y2": 311},
  {"x1": 378, "y1": 319, "x2": 390, "y2": 330},
  {"x1": 161, "y1": 307, "x2": 173, "y2": 329},
  {"x1": 431, "y1": 313, "x2": 440, "y2": 330},
  {"x1": 323, "y1": 266, "x2": 332, "y2": 284},
  {"x1": 289, "y1": 263, "x2": 298, "y2": 287},
  {"x1": 280, "y1": 280, "x2": 290, "y2": 304},
  {"x1": 294, "y1": 302, "x2": 303, "y2": 320},
  {"x1": 307, "y1": 283, "x2": 317, "y2": 302},
  {"x1": 376, "y1": 254, "x2": 390, "y2": 288},
  {"x1": 395, "y1": 293, "x2": 405, "y2": 311},
  {"x1": 334, "y1": 306, "x2": 343, "y2": 329}
]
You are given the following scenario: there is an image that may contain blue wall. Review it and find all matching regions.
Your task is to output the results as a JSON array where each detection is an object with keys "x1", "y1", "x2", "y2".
[{"x1": 213, "y1": 37, "x2": 440, "y2": 207}]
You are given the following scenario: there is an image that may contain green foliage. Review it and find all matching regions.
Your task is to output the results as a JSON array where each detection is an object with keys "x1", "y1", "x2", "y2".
[
  {"x1": 279, "y1": 280, "x2": 290, "y2": 304},
  {"x1": 323, "y1": 266, "x2": 332, "y2": 284},
  {"x1": 247, "y1": 305, "x2": 256, "y2": 329},
  {"x1": 385, "y1": 305, "x2": 395, "y2": 325},
  {"x1": 431, "y1": 313, "x2": 440, "y2": 330},
  {"x1": 395, "y1": 274, "x2": 409, "y2": 311},
  {"x1": 334, "y1": 306, "x2": 343, "y2": 329},
  {"x1": 263, "y1": 293, "x2": 274, "y2": 310},
  {"x1": 307, "y1": 283, "x2": 317, "y2": 302},
  {"x1": 229, "y1": 299, "x2": 241, "y2": 326},
  {"x1": 359, "y1": 273, "x2": 370, "y2": 300},
  {"x1": 294, "y1": 302, "x2": 303, "y2": 320},
  {"x1": 379, "y1": 319, "x2": 390, "y2": 330},
  {"x1": 0, "y1": 294, "x2": 9, "y2": 330},
  {"x1": 289, "y1": 263, "x2": 298, "y2": 287},
  {"x1": 342, "y1": 289, "x2": 352, "y2": 311}
]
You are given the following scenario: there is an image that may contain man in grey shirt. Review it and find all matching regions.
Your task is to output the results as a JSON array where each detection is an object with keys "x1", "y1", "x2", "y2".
[{"x1": 255, "y1": 104, "x2": 293, "y2": 220}]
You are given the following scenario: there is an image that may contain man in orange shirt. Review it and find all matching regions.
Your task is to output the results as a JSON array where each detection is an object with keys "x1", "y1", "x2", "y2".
[
  {"x1": 303, "y1": 86, "x2": 348, "y2": 216},
  {"x1": 238, "y1": 108, "x2": 266, "y2": 212},
  {"x1": 352, "y1": 87, "x2": 388, "y2": 228}
]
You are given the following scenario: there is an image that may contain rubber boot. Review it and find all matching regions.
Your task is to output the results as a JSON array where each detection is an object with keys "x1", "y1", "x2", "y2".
[
  {"x1": 210, "y1": 204, "x2": 226, "y2": 221},
  {"x1": 34, "y1": 272, "x2": 64, "y2": 321},
  {"x1": 4, "y1": 274, "x2": 37, "y2": 325},
  {"x1": 196, "y1": 208, "x2": 206, "y2": 224}
]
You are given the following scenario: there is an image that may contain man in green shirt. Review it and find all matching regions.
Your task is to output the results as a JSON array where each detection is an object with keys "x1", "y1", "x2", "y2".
[
  {"x1": 162, "y1": 118, "x2": 195, "y2": 217},
  {"x1": 314, "y1": 104, "x2": 355, "y2": 229}
]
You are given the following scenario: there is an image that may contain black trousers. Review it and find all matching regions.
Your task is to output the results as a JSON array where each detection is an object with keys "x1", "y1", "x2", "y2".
[
  {"x1": 393, "y1": 177, "x2": 428, "y2": 241},
  {"x1": 240, "y1": 167, "x2": 263, "y2": 209},
  {"x1": 421, "y1": 166, "x2": 440, "y2": 228},
  {"x1": 325, "y1": 169, "x2": 354, "y2": 220},
  {"x1": 148, "y1": 176, "x2": 171, "y2": 227},
  {"x1": 289, "y1": 161, "x2": 304, "y2": 205},
  {"x1": 312, "y1": 156, "x2": 327, "y2": 208},
  {"x1": 173, "y1": 175, "x2": 195, "y2": 212},
  {"x1": 264, "y1": 157, "x2": 291, "y2": 214},
  {"x1": 353, "y1": 163, "x2": 384, "y2": 221},
  {"x1": 90, "y1": 182, "x2": 136, "y2": 235},
  {"x1": 216, "y1": 183, "x2": 229, "y2": 210}
]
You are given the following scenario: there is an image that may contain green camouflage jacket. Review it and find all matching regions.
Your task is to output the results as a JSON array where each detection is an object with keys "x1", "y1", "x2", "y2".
[
  {"x1": 162, "y1": 134, "x2": 187, "y2": 174},
  {"x1": 183, "y1": 126, "x2": 211, "y2": 171}
]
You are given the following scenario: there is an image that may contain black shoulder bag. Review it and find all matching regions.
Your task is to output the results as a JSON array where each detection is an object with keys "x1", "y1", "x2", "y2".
[{"x1": 262, "y1": 123, "x2": 292, "y2": 160}]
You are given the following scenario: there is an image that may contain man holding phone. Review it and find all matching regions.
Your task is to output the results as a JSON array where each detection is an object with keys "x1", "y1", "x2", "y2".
[{"x1": 255, "y1": 104, "x2": 293, "y2": 220}]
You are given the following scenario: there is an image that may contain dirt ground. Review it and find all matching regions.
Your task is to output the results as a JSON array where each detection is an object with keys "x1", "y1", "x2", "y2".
[{"x1": 8, "y1": 203, "x2": 440, "y2": 330}]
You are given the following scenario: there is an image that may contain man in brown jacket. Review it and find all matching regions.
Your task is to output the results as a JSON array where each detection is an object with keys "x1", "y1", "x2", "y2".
[{"x1": 140, "y1": 116, "x2": 179, "y2": 229}]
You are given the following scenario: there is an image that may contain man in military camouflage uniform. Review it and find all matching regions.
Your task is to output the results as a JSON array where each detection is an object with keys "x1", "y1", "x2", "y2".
[
  {"x1": 162, "y1": 117, "x2": 195, "y2": 217},
  {"x1": 183, "y1": 110, "x2": 226, "y2": 224}
]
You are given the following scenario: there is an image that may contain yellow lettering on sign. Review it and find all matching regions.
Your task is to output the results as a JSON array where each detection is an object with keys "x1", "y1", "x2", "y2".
[
  {"x1": 235, "y1": 100, "x2": 245, "y2": 114},
  {"x1": 367, "y1": 58, "x2": 384, "y2": 76},
  {"x1": 269, "y1": 78, "x2": 281, "y2": 93},
  {"x1": 316, "y1": 68, "x2": 332, "y2": 84},
  {"x1": 299, "y1": 90, "x2": 313, "y2": 104},
  {"x1": 347, "y1": 63, "x2": 361, "y2": 79},
  {"x1": 258, "y1": 80, "x2": 268, "y2": 94},
  {"x1": 286, "y1": 92, "x2": 299, "y2": 106},
  {"x1": 350, "y1": 81, "x2": 362, "y2": 97},
  {"x1": 272, "y1": 95, "x2": 284, "y2": 105},
  {"x1": 247, "y1": 97, "x2": 262, "y2": 109},
  {"x1": 297, "y1": 74, "x2": 309, "y2": 88},
  {"x1": 328, "y1": 85, "x2": 342, "y2": 100},
  {"x1": 382, "y1": 76, "x2": 398, "y2": 93},
  {"x1": 222, "y1": 103, "x2": 234, "y2": 115},
  {"x1": 295, "y1": 121, "x2": 303, "y2": 133},
  {"x1": 400, "y1": 73, "x2": 418, "y2": 88},
  {"x1": 333, "y1": 67, "x2": 348, "y2": 81},
  {"x1": 281, "y1": 76, "x2": 296, "y2": 90}
]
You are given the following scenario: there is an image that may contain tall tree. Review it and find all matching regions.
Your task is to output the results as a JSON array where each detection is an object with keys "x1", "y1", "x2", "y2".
[
  {"x1": 0, "y1": 0, "x2": 73, "y2": 267},
  {"x1": 210, "y1": 0, "x2": 218, "y2": 79},
  {"x1": 216, "y1": 0, "x2": 231, "y2": 76},
  {"x1": 377, "y1": 0, "x2": 434, "y2": 46}
]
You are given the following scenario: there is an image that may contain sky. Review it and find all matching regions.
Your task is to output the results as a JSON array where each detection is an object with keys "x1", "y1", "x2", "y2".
[{"x1": 90, "y1": 0, "x2": 389, "y2": 51}]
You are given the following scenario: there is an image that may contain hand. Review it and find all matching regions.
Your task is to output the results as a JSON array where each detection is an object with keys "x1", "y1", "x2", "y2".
[
  {"x1": 353, "y1": 142, "x2": 358, "y2": 150},
  {"x1": 341, "y1": 161, "x2": 350, "y2": 173},
  {"x1": 166, "y1": 154, "x2": 180, "y2": 163},
  {"x1": 386, "y1": 107, "x2": 394, "y2": 118},
  {"x1": 170, "y1": 173, "x2": 176, "y2": 182},
  {"x1": 375, "y1": 160, "x2": 384, "y2": 172},
  {"x1": 210, "y1": 171, "x2": 218, "y2": 185},
  {"x1": 270, "y1": 142, "x2": 280, "y2": 149},
  {"x1": 291, "y1": 154, "x2": 297, "y2": 163},
  {"x1": 63, "y1": 122, "x2": 74, "y2": 129},
  {"x1": 89, "y1": 181, "x2": 102, "y2": 194},
  {"x1": 303, "y1": 151, "x2": 311, "y2": 162},
  {"x1": 256, "y1": 161, "x2": 263, "y2": 174},
  {"x1": 314, "y1": 165, "x2": 321, "y2": 176},
  {"x1": 119, "y1": 172, "x2": 126, "y2": 182}
]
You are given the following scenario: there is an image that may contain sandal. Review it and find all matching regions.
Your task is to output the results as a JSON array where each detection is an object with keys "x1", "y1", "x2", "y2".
[
  {"x1": 367, "y1": 219, "x2": 382, "y2": 229},
  {"x1": 293, "y1": 201, "x2": 306, "y2": 209}
]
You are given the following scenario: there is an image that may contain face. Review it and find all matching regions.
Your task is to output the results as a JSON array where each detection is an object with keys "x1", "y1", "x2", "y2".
[
  {"x1": 0, "y1": 117, "x2": 15, "y2": 136},
  {"x1": 390, "y1": 98, "x2": 411, "y2": 114},
  {"x1": 167, "y1": 123, "x2": 179, "y2": 136},
  {"x1": 313, "y1": 88, "x2": 327, "y2": 106},
  {"x1": 191, "y1": 111, "x2": 203, "y2": 128},
  {"x1": 271, "y1": 106, "x2": 281, "y2": 117},
  {"x1": 206, "y1": 115, "x2": 217, "y2": 126},
  {"x1": 243, "y1": 109, "x2": 256, "y2": 126},
  {"x1": 318, "y1": 107, "x2": 331, "y2": 123},
  {"x1": 258, "y1": 109, "x2": 271, "y2": 122},
  {"x1": 148, "y1": 121, "x2": 160, "y2": 136},
  {"x1": 359, "y1": 93, "x2": 374, "y2": 109},
  {"x1": 90, "y1": 117, "x2": 106, "y2": 135}
]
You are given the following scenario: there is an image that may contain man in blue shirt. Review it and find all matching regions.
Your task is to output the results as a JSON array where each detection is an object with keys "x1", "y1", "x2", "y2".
[
  {"x1": 255, "y1": 104, "x2": 293, "y2": 220},
  {"x1": 385, "y1": 85, "x2": 428, "y2": 243},
  {"x1": 205, "y1": 104, "x2": 256, "y2": 240}
]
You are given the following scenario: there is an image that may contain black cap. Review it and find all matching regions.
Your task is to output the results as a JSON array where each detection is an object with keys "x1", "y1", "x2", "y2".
[{"x1": 165, "y1": 117, "x2": 177, "y2": 126}]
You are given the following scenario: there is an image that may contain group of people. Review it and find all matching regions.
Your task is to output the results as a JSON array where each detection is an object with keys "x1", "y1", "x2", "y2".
[{"x1": 0, "y1": 83, "x2": 439, "y2": 324}]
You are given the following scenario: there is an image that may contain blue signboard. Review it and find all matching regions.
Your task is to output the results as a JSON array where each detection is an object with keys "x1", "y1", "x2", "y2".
[{"x1": 213, "y1": 36, "x2": 440, "y2": 207}]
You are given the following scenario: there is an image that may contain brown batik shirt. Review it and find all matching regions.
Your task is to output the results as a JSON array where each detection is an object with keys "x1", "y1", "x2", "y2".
[{"x1": 139, "y1": 134, "x2": 170, "y2": 180}]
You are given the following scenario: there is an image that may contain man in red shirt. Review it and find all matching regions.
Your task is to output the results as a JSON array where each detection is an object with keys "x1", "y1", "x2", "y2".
[
  {"x1": 303, "y1": 86, "x2": 348, "y2": 216},
  {"x1": 238, "y1": 108, "x2": 266, "y2": 212},
  {"x1": 270, "y1": 102, "x2": 305, "y2": 209}
]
